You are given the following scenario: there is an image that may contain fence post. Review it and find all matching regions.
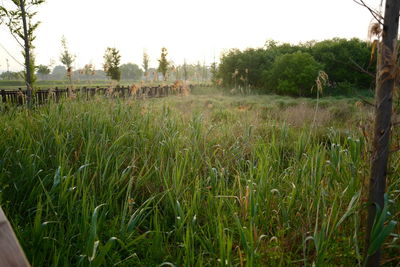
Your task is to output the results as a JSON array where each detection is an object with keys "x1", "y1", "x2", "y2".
[
  {"x1": 1, "y1": 90, "x2": 5, "y2": 103},
  {"x1": 55, "y1": 87, "x2": 60, "y2": 103},
  {"x1": 83, "y1": 87, "x2": 88, "y2": 101}
]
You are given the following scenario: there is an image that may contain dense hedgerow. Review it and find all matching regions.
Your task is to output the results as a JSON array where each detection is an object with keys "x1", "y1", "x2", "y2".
[{"x1": 217, "y1": 38, "x2": 374, "y2": 96}]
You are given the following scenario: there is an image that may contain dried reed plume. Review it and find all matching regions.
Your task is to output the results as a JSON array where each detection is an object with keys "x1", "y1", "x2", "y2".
[
  {"x1": 130, "y1": 84, "x2": 139, "y2": 95},
  {"x1": 368, "y1": 22, "x2": 382, "y2": 41}
]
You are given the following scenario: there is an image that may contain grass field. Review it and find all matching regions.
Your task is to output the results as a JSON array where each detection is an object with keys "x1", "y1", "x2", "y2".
[{"x1": 0, "y1": 90, "x2": 399, "y2": 266}]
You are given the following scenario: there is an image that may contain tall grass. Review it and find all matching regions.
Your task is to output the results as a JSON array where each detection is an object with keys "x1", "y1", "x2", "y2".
[{"x1": 0, "y1": 95, "x2": 398, "y2": 266}]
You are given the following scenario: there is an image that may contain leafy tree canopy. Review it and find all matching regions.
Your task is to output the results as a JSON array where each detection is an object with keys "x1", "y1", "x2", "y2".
[{"x1": 103, "y1": 47, "x2": 121, "y2": 81}]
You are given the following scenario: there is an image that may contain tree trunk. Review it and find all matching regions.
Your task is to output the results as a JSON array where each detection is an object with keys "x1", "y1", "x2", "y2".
[
  {"x1": 20, "y1": 0, "x2": 32, "y2": 108},
  {"x1": 365, "y1": 1, "x2": 400, "y2": 266}
]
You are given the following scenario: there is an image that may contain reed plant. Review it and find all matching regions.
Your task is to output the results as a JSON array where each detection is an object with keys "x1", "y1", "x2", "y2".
[{"x1": 0, "y1": 94, "x2": 398, "y2": 266}]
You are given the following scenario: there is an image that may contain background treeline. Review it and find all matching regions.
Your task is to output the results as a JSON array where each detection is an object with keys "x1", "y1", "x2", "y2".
[
  {"x1": 217, "y1": 38, "x2": 376, "y2": 96},
  {"x1": 0, "y1": 62, "x2": 211, "y2": 83}
]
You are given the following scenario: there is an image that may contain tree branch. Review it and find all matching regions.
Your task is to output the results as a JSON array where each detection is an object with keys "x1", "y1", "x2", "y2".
[
  {"x1": 353, "y1": 0, "x2": 383, "y2": 25},
  {"x1": 356, "y1": 93, "x2": 376, "y2": 107},
  {"x1": 348, "y1": 57, "x2": 376, "y2": 78}
]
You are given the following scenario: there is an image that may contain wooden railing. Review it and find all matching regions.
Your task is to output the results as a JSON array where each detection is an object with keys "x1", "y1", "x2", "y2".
[{"x1": 0, "y1": 84, "x2": 205, "y2": 106}]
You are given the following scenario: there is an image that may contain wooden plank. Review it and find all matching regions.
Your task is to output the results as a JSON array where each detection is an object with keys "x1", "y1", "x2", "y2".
[{"x1": 0, "y1": 207, "x2": 30, "y2": 267}]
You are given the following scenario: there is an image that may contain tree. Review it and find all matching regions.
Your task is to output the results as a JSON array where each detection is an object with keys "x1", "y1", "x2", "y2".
[
  {"x1": 311, "y1": 38, "x2": 373, "y2": 89},
  {"x1": 51, "y1": 65, "x2": 67, "y2": 80},
  {"x1": 210, "y1": 62, "x2": 218, "y2": 85},
  {"x1": 36, "y1": 64, "x2": 50, "y2": 80},
  {"x1": 60, "y1": 36, "x2": 75, "y2": 86},
  {"x1": 265, "y1": 52, "x2": 323, "y2": 96},
  {"x1": 103, "y1": 47, "x2": 121, "y2": 82},
  {"x1": 158, "y1": 47, "x2": 169, "y2": 81},
  {"x1": 80, "y1": 64, "x2": 95, "y2": 85},
  {"x1": 361, "y1": 0, "x2": 400, "y2": 266},
  {"x1": 0, "y1": 0, "x2": 45, "y2": 107},
  {"x1": 195, "y1": 61, "x2": 202, "y2": 82},
  {"x1": 183, "y1": 59, "x2": 188, "y2": 81},
  {"x1": 142, "y1": 51, "x2": 149, "y2": 82},
  {"x1": 202, "y1": 61, "x2": 208, "y2": 82},
  {"x1": 0, "y1": 71, "x2": 22, "y2": 80},
  {"x1": 120, "y1": 63, "x2": 143, "y2": 80}
]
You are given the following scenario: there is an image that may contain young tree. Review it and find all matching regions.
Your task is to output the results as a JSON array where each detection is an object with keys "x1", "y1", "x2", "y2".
[
  {"x1": 360, "y1": 1, "x2": 400, "y2": 266},
  {"x1": 103, "y1": 47, "x2": 121, "y2": 82},
  {"x1": 0, "y1": 0, "x2": 45, "y2": 107},
  {"x1": 36, "y1": 64, "x2": 50, "y2": 80},
  {"x1": 142, "y1": 51, "x2": 149, "y2": 82},
  {"x1": 80, "y1": 64, "x2": 95, "y2": 85},
  {"x1": 210, "y1": 62, "x2": 218, "y2": 85},
  {"x1": 183, "y1": 59, "x2": 188, "y2": 81},
  {"x1": 202, "y1": 60, "x2": 208, "y2": 82},
  {"x1": 158, "y1": 47, "x2": 169, "y2": 81},
  {"x1": 60, "y1": 36, "x2": 75, "y2": 87},
  {"x1": 195, "y1": 61, "x2": 201, "y2": 82}
]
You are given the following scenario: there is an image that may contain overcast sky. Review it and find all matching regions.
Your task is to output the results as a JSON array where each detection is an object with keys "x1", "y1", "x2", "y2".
[{"x1": 0, "y1": 0, "x2": 382, "y2": 71}]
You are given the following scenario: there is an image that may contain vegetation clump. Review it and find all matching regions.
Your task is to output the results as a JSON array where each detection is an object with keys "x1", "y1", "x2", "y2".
[{"x1": 0, "y1": 93, "x2": 398, "y2": 266}]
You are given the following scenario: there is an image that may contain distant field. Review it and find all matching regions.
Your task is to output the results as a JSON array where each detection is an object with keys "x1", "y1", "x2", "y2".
[{"x1": 1, "y1": 89, "x2": 398, "y2": 266}]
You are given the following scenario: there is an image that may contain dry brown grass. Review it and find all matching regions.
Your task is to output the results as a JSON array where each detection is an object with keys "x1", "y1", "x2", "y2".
[{"x1": 275, "y1": 104, "x2": 332, "y2": 127}]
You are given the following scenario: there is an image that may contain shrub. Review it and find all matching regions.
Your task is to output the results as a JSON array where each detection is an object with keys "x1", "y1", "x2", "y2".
[{"x1": 265, "y1": 52, "x2": 323, "y2": 96}]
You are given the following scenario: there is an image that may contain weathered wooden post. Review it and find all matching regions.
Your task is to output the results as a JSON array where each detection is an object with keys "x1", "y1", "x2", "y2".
[
  {"x1": 1, "y1": 90, "x2": 6, "y2": 104},
  {"x1": 0, "y1": 207, "x2": 30, "y2": 267},
  {"x1": 55, "y1": 87, "x2": 60, "y2": 103},
  {"x1": 11, "y1": 91, "x2": 16, "y2": 105}
]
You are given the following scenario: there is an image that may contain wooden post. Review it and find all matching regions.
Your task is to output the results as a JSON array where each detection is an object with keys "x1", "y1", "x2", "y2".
[
  {"x1": 1, "y1": 90, "x2": 6, "y2": 103},
  {"x1": 54, "y1": 87, "x2": 59, "y2": 103},
  {"x1": 0, "y1": 207, "x2": 30, "y2": 267}
]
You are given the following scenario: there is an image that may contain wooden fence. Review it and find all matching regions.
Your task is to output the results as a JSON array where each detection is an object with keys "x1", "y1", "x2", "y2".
[{"x1": 0, "y1": 84, "x2": 203, "y2": 106}]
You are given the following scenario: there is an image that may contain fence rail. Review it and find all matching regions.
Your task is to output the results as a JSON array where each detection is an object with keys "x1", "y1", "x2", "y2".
[{"x1": 0, "y1": 84, "x2": 208, "y2": 106}]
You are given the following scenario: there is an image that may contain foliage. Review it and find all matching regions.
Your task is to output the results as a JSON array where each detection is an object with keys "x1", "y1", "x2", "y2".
[
  {"x1": 310, "y1": 38, "x2": 373, "y2": 89},
  {"x1": 265, "y1": 52, "x2": 323, "y2": 96},
  {"x1": 0, "y1": 71, "x2": 22, "y2": 80},
  {"x1": 183, "y1": 59, "x2": 188, "y2": 81},
  {"x1": 120, "y1": 63, "x2": 143, "y2": 80},
  {"x1": 80, "y1": 64, "x2": 95, "y2": 77},
  {"x1": 158, "y1": 47, "x2": 169, "y2": 81},
  {"x1": 142, "y1": 51, "x2": 149, "y2": 80},
  {"x1": 0, "y1": 0, "x2": 45, "y2": 88},
  {"x1": 51, "y1": 65, "x2": 67, "y2": 80},
  {"x1": 36, "y1": 64, "x2": 50, "y2": 80},
  {"x1": 218, "y1": 48, "x2": 276, "y2": 90},
  {"x1": 103, "y1": 47, "x2": 121, "y2": 81},
  {"x1": 59, "y1": 36, "x2": 75, "y2": 73},
  {"x1": 78, "y1": 64, "x2": 96, "y2": 86},
  {"x1": 210, "y1": 62, "x2": 218, "y2": 85},
  {"x1": 217, "y1": 38, "x2": 375, "y2": 96}
]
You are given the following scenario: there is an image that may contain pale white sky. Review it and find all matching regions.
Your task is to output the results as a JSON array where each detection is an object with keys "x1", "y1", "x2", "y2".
[{"x1": 0, "y1": 0, "x2": 382, "y2": 71}]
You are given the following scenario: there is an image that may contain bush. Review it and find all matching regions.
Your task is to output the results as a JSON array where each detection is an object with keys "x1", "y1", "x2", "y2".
[
  {"x1": 216, "y1": 38, "x2": 374, "y2": 97},
  {"x1": 265, "y1": 52, "x2": 323, "y2": 96}
]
